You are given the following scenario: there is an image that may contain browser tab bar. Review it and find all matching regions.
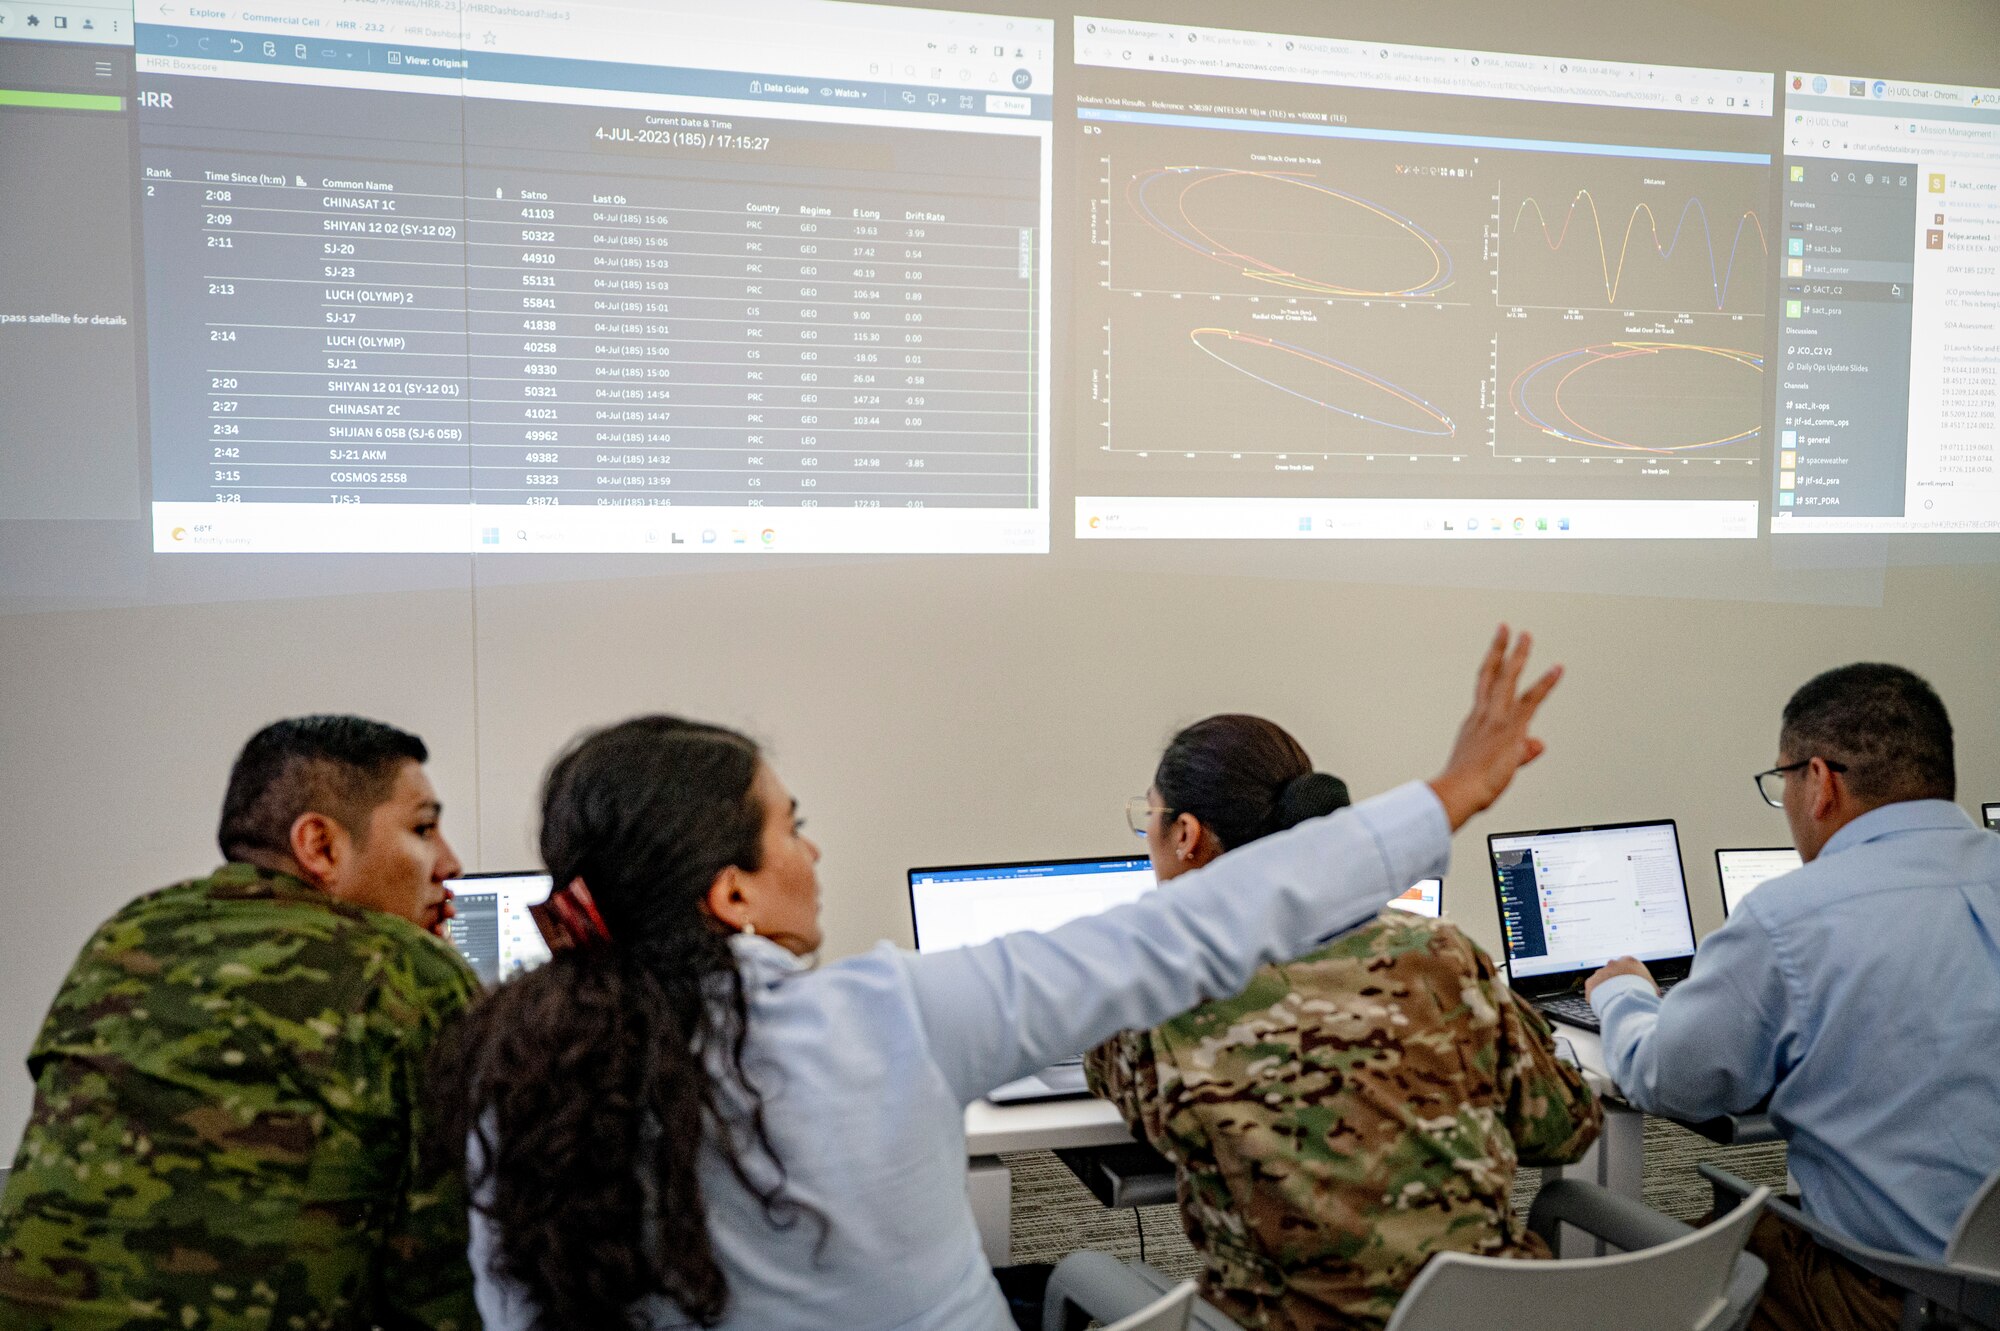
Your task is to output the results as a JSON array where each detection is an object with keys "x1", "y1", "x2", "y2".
[
  {"x1": 0, "y1": 0, "x2": 132, "y2": 46},
  {"x1": 1073, "y1": 16, "x2": 1771, "y2": 118}
]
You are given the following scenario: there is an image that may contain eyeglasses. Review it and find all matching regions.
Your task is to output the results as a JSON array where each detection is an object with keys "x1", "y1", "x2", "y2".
[
  {"x1": 1124, "y1": 796, "x2": 1174, "y2": 839},
  {"x1": 1753, "y1": 758, "x2": 1848, "y2": 809}
]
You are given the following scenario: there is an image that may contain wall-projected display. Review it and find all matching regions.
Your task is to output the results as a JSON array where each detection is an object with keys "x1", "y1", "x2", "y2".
[
  {"x1": 1071, "y1": 18, "x2": 1774, "y2": 541},
  {"x1": 127, "y1": 0, "x2": 1053, "y2": 554},
  {"x1": 1772, "y1": 73, "x2": 2000, "y2": 534},
  {"x1": 3, "y1": 0, "x2": 1997, "y2": 562}
]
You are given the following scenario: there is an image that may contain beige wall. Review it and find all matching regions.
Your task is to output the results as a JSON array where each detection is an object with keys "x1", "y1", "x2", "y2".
[{"x1": 4, "y1": 561, "x2": 1996, "y2": 1145}]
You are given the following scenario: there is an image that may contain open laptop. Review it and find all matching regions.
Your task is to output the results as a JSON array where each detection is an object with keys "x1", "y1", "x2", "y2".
[
  {"x1": 1387, "y1": 877, "x2": 1444, "y2": 918},
  {"x1": 1715, "y1": 847, "x2": 1803, "y2": 917},
  {"x1": 1983, "y1": 803, "x2": 1999, "y2": 832},
  {"x1": 909, "y1": 854, "x2": 1156, "y2": 1103},
  {"x1": 1487, "y1": 820, "x2": 1699, "y2": 1033},
  {"x1": 444, "y1": 871, "x2": 555, "y2": 986}
]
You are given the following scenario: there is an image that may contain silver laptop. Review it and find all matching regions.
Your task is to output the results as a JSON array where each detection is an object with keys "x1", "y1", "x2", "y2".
[
  {"x1": 1714, "y1": 847, "x2": 1802, "y2": 917},
  {"x1": 908, "y1": 854, "x2": 1156, "y2": 1103}
]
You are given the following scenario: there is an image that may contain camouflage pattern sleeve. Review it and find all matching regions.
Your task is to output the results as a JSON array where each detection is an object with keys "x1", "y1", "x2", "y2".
[
  {"x1": 1479, "y1": 946, "x2": 1602, "y2": 1166},
  {"x1": 1083, "y1": 1030, "x2": 1179, "y2": 1163},
  {"x1": 373, "y1": 940, "x2": 483, "y2": 1331},
  {"x1": 0, "y1": 868, "x2": 486, "y2": 1331}
]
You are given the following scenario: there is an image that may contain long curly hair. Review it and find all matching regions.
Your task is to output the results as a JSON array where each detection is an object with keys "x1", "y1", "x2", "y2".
[{"x1": 429, "y1": 716, "x2": 810, "y2": 1327}]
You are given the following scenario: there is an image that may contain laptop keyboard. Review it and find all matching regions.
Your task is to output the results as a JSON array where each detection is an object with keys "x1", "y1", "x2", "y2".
[
  {"x1": 1539, "y1": 976, "x2": 1682, "y2": 1033},
  {"x1": 1538, "y1": 994, "x2": 1600, "y2": 1031}
]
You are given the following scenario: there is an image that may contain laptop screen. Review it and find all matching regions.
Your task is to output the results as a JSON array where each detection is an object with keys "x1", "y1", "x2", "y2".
[
  {"x1": 1387, "y1": 878, "x2": 1444, "y2": 918},
  {"x1": 1489, "y1": 821, "x2": 1697, "y2": 982},
  {"x1": 1716, "y1": 847, "x2": 1802, "y2": 916},
  {"x1": 1984, "y1": 803, "x2": 1999, "y2": 832},
  {"x1": 908, "y1": 855, "x2": 1156, "y2": 953},
  {"x1": 445, "y1": 872, "x2": 555, "y2": 986}
]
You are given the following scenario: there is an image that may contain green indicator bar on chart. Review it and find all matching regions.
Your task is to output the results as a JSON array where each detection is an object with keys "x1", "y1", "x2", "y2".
[{"x1": 0, "y1": 89, "x2": 126, "y2": 112}]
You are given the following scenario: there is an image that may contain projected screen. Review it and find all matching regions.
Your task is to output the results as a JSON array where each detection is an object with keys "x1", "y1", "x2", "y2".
[
  {"x1": 909, "y1": 854, "x2": 1155, "y2": 952},
  {"x1": 4, "y1": 0, "x2": 1997, "y2": 565},
  {"x1": 1772, "y1": 74, "x2": 2000, "y2": 534},
  {"x1": 1490, "y1": 821, "x2": 1697, "y2": 979},
  {"x1": 1071, "y1": 19, "x2": 1774, "y2": 542},
  {"x1": 123, "y1": 0, "x2": 1053, "y2": 554}
]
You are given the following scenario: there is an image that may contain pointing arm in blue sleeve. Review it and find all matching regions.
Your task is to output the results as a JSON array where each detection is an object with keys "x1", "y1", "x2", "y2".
[{"x1": 904, "y1": 780, "x2": 1451, "y2": 1105}]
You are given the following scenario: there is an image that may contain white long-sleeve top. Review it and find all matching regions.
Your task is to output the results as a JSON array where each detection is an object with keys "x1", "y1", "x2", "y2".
[{"x1": 470, "y1": 779, "x2": 1450, "y2": 1331}]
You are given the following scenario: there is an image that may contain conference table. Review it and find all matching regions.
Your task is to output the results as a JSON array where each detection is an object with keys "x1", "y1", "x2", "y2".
[{"x1": 962, "y1": 1020, "x2": 1641, "y2": 1266}]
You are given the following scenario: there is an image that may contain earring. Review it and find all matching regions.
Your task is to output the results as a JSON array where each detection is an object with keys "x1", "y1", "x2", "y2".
[{"x1": 741, "y1": 919, "x2": 757, "y2": 937}]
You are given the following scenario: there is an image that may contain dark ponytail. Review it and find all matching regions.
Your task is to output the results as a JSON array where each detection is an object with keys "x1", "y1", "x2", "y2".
[
  {"x1": 430, "y1": 716, "x2": 807, "y2": 1328},
  {"x1": 1154, "y1": 714, "x2": 1350, "y2": 852}
]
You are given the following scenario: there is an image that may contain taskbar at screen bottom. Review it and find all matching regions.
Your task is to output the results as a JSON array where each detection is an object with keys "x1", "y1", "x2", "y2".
[
  {"x1": 153, "y1": 502, "x2": 1048, "y2": 554},
  {"x1": 1075, "y1": 497, "x2": 1760, "y2": 541}
]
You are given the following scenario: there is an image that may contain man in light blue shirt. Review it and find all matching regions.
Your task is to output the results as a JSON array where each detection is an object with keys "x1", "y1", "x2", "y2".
[{"x1": 1585, "y1": 663, "x2": 2000, "y2": 1331}]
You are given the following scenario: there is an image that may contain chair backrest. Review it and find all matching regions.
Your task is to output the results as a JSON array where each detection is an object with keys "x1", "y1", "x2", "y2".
[
  {"x1": 1099, "y1": 1280, "x2": 1197, "y2": 1331},
  {"x1": 1384, "y1": 1185, "x2": 1771, "y2": 1331},
  {"x1": 1947, "y1": 1165, "x2": 2000, "y2": 1276}
]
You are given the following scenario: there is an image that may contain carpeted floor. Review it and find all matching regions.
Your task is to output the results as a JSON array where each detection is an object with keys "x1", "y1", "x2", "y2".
[{"x1": 1006, "y1": 1116, "x2": 1792, "y2": 1279}]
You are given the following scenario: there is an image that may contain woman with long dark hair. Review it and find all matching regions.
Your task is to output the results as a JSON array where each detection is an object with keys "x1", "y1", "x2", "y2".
[
  {"x1": 1086, "y1": 713, "x2": 1601, "y2": 1330},
  {"x1": 434, "y1": 628, "x2": 1561, "y2": 1331}
]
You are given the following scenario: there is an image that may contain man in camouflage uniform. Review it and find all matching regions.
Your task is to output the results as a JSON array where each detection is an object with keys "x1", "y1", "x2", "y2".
[
  {"x1": 0, "y1": 716, "x2": 482, "y2": 1331},
  {"x1": 1087, "y1": 907, "x2": 1600, "y2": 1331}
]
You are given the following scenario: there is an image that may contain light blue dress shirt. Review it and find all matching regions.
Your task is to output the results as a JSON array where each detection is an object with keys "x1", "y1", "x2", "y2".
[
  {"x1": 1591, "y1": 799, "x2": 2000, "y2": 1258},
  {"x1": 468, "y1": 780, "x2": 1448, "y2": 1331}
]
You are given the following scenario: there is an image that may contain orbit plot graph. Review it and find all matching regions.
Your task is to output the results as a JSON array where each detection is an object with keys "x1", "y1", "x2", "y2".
[
  {"x1": 1104, "y1": 147, "x2": 1483, "y2": 304},
  {"x1": 1103, "y1": 307, "x2": 1482, "y2": 464},
  {"x1": 1496, "y1": 161, "x2": 1771, "y2": 315},
  {"x1": 1502, "y1": 338, "x2": 1765, "y2": 459},
  {"x1": 1125, "y1": 167, "x2": 1456, "y2": 298},
  {"x1": 1187, "y1": 328, "x2": 1456, "y2": 437}
]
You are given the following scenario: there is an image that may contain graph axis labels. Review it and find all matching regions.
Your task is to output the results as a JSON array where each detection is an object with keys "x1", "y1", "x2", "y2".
[{"x1": 1506, "y1": 340, "x2": 1765, "y2": 458}]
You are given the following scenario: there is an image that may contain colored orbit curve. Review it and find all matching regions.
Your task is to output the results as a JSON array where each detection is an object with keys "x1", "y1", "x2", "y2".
[
  {"x1": 1129, "y1": 167, "x2": 1456, "y2": 298},
  {"x1": 1511, "y1": 191, "x2": 1769, "y2": 311},
  {"x1": 1190, "y1": 328, "x2": 1456, "y2": 437},
  {"x1": 1510, "y1": 342, "x2": 1763, "y2": 453}
]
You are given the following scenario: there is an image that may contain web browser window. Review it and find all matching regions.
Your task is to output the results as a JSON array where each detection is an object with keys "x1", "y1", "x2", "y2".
[
  {"x1": 135, "y1": 0, "x2": 1054, "y2": 554},
  {"x1": 1070, "y1": 17, "x2": 1772, "y2": 543},
  {"x1": 909, "y1": 856, "x2": 1154, "y2": 952},
  {"x1": 0, "y1": 9, "x2": 140, "y2": 520},
  {"x1": 1772, "y1": 73, "x2": 2000, "y2": 533}
]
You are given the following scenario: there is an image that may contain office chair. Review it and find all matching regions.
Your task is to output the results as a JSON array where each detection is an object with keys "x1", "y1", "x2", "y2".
[
  {"x1": 1042, "y1": 1179, "x2": 1768, "y2": 1331},
  {"x1": 1706, "y1": 1162, "x2": 2000, "y2": 1329},
  {"x1": 1381, "y1": 1177, "x2": 1770, "y2": 1331},
  {"x1": 1041, "y1": 1253, "x2": 1208, "y2": 1331}
]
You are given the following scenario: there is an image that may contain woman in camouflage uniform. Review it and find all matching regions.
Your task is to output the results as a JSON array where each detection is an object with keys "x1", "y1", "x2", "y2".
[{"x1": 1088, "y1": 714, "x2": 1602, "y2": 1331}]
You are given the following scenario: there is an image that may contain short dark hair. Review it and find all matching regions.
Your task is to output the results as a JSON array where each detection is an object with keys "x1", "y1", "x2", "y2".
[
  {"x1": 1154, "y1": 714, "x2": 1350, "y2": 853},
  {"x1": 1780, "y1": 664, "x2": 1954, "y2": 805},
  {"x1": 217, "y1": 715, "x2": 428, "y2": 862}
]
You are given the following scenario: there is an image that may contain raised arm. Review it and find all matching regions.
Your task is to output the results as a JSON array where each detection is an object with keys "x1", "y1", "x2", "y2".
[{"x1": 909, "y1": 627, "x2": 1561, "y2": 1105}]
